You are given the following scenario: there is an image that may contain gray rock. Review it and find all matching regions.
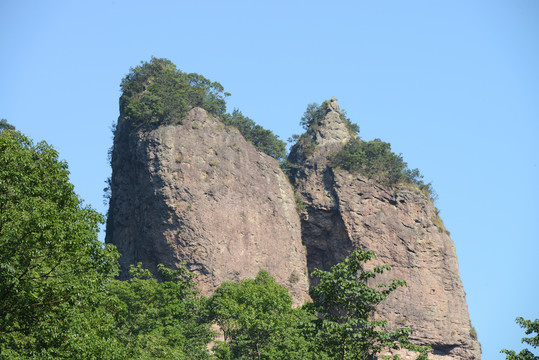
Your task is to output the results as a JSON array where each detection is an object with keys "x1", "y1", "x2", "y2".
[{"x1": 106, "y1": 107, "x2": 310, "y2": 305}]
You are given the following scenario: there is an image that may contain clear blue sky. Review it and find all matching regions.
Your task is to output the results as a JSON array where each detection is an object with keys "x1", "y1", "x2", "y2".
[{"x1": 1, "y1": 1, "x2": 537, "y2": 358}]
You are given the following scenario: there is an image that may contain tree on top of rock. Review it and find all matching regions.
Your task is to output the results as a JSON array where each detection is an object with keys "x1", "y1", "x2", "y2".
[{"x1": 119, "y1": 57, "x2": 229, "y2": 129}]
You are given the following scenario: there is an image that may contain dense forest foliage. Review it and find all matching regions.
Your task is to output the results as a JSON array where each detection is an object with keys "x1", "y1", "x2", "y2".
[
  {"x1": 0, "y1": 129, "x2": 120, "y2": 359},
  {"x1": 118, "y1": 57, "x2": 286, "y2": 163},
  {"x1": 0, "y1": 127, "x2": 433, "y2": 359}
]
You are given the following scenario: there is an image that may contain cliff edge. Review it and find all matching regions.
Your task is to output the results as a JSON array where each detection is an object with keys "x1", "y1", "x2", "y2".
[{"x1": 288, "y1": 99, "x2": 481, "y2": 359}]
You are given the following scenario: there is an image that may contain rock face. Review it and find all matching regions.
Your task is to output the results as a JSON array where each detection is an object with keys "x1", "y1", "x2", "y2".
[
  {"x1": 106, "y1": 97, "x2": 481, "y2": 359},
  {"x1": 105, "y1": 107, "x2": 310, "y2": 305},
  {"x1": 288, "y1": 100, "x2": 481, "y2": 359}
]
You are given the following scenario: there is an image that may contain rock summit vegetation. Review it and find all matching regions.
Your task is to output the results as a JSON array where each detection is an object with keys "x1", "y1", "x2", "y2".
[
  {"x1": 118, "y1": 57, "x2": 287, "y2": 163},
  {"x1": 118, "y1": 57, "x2": 436, "y2": 197},
  {"x1": 289, "y1": 100, "x2": 437, "y2": 201}
]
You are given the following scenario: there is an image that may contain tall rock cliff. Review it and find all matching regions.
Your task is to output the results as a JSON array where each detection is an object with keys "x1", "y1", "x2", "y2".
[
  {"x1": 106, "y1": 58, "x2": 480, "y2": 357},
  {"x1": 288, "y1": 98, "x2": 481, "y2": 359},
  {"x1": 106, "y1": 106, "x2": 310, "y2": 305}
]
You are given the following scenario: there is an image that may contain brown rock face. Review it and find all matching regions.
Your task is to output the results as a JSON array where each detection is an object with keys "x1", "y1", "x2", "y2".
[
  {"x1": 289, "y1": 100, "x2": 481, "y2": 359},
  {"x1": 106, "y1": 97, "x2": 481, "y2": 358},
  {"x1": 105, "y1": 107, "x2": 310, "y2": 305}
]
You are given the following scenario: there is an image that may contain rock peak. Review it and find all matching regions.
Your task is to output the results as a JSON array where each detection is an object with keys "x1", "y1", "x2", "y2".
[
  {"x1": 308, "y1": 99, "x2": 352, "y2": 156},
  {"x1": 328, "y1": 96, "x2": 340, "y2": 112},
  {"x1": 288, "y1": 98, "x2": 354, "y2": 172}
]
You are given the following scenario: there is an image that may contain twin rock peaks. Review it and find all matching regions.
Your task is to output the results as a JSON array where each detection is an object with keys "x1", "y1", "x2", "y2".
[{"x1": 106, "y1": 98, "x2": 481, "y2": 359}]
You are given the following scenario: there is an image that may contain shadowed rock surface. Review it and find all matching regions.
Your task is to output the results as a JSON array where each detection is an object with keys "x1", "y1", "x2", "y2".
[
  {"x1": 106, "y1": 107, "x2": 310, "y2": 305},
  {"x1": 288, "y1": 100, "x2": 481, "y2": 359}
]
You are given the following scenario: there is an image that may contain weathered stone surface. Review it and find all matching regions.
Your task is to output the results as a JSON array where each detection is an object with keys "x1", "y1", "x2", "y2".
[
  {"x1": 106, "y1": 107, "x2": 310, "y2": 305},
  {"x1": 289, "y1": 99, "x2": 481, "y2": 359},
  {"x1": 107, "y1": 96, "x2": 481, "y2": 358}
]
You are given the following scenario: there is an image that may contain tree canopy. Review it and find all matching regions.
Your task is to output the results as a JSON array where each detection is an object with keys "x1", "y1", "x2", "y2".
[
  {"x1": 0, "y1": 119, "x2": 15, "y2": 131},
  {"x1": 119, "y1": 57, "x2": 229, "y2": 129},
  {"x1": 117, "y1": 57, "x2": 286, "y2": 162},
  {"x1": 307, "y1": 249, "x2": 430, "y2": 360},
  {"x1": 107, "y1": 263, "x2": 213, "y2": 359},
  {"x1": 501, "y1": 317, "x2": 539, "y2": 360},
  {"x1": 0, "y1": 130, "x2": 120, "y2": 358},
  {"x1": 208, "y1": 270, "x2": 310, "y2": 359}
]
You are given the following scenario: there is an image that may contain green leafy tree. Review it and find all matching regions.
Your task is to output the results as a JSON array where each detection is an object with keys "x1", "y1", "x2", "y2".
[
  {"x1": 300, "y1": 102, "x2": 329, "y2": 130},
  {"x1": 0, "y1": 119, "x2": 15, "y2": 131},
  {"x1": 501, "y1": 317, "x2": 539, "y2": 360},
  {"x1": 108, "y1": 263, "x2": 212, "y2": 359},
  {"x1": 208, "y1": 270, "x2": 319, "y2": 359},
  {"x1": 120, "y1": 57, "x2": 228, "y2": 129},
  {"x1": 0, "y1": 130, "x2": 121, "y2": 358},
  {"x1": 118, "y1": 58, "x2": 286, "y2": 162},
  {"x1": 307, "y1": 250, "x2": 430, "y2": 360}
]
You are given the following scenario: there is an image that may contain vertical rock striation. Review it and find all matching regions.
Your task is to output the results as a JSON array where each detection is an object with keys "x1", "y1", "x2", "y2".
[
  {"x1": 106, "y1": 107, "x2": 310, "y2": 305},
  {"x1": 288, "y1": 99, "x2": 481, "y2": 359}
]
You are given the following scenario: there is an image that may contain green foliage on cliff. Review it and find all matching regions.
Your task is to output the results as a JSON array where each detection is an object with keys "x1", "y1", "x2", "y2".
[
  {"x1": 120, "y1": 57, "x2": 228, "y2": 128},
  {"x1": 329, "y1": 138, "x2": 408, "y2": 184},
  {"x1": 118, "y1": 58, "x2": 287, "y2": 162},
  {"x1": 222, "y1": 110, "x2": 287, "y2": 163},
  {"x1": 288, "y1": 100, "x2": 437, "y2": 202},
  {"x1": 329, "y1": 138, "x2": 437, "y2": 201},
  {"x1": 501, "y1": 317, "x2": 539, "y2": 360},
  {"x1": 300, "y1": 102, "x2": 359, "y2": 134}
]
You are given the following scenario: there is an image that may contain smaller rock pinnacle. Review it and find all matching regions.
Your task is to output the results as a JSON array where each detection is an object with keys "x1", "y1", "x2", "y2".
[{"x1": 328, "y1": 96, "x2": 340, "y2": 112}]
